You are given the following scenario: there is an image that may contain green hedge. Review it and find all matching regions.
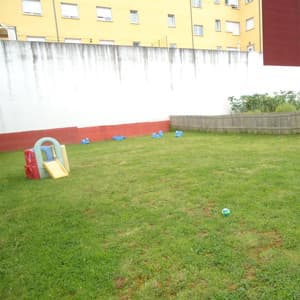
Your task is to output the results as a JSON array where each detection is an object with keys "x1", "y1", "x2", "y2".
[{"x1": 229, "y1": 91, "x2": 300, "y2": 113}]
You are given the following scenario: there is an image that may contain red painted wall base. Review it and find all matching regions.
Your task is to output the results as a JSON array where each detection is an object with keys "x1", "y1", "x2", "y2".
[{"x1": 0, "y1": 120, "x2": 170, "y2": 152}]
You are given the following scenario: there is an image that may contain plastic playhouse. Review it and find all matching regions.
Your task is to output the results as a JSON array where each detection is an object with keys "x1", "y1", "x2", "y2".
[{"x1": 24, "y1": 137, "x2": 70, "y2": 179}]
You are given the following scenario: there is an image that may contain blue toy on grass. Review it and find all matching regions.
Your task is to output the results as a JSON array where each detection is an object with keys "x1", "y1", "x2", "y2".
[
  {"x1": 152, "y1": 130, "x2": 164, "y2": 138},
  {"x1": 175, "y1": 130, "x2": 183, "y2": 137},
  {"x1": 112, "y1": 136, "x2": 126, "y2": 141},
  {"x1": 81, "y1": 137, "x2": 90, "y2": 144}
]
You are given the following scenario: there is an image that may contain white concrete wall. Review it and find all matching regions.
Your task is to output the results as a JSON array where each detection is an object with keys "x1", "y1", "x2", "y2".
[{"x1": 0, "y1": 41, "x2": 300, "y2": 133}]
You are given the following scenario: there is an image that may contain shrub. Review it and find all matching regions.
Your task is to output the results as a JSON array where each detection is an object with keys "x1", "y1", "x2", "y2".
[
  {"x1": 229, "y1": 91, "x2": 300, "y2": 113},
  {"x1": 275, "y1": 103, "x2": 297, "y2": 112}
]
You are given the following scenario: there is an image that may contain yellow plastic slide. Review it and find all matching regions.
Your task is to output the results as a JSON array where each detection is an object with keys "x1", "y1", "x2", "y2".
[{"x1": 43, "y1": 159, "x2": 69, "y2": 179}]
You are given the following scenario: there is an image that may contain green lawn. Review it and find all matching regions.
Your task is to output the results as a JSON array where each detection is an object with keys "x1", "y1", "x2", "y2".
[{"x1": 1, "y1": 132, "x2": 300, "y2": 299}]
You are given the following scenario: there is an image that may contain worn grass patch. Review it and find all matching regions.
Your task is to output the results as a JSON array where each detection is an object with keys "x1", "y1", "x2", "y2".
[{"x1": 1, "y1": 132, "x2": 300, "y2": 299}]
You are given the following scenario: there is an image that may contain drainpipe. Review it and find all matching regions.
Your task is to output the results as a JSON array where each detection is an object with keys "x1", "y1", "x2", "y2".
[
  {"x1": 52, "y1": 0, "x2": 60, "y2": 42},
  {"x1": 189, "y1": 0, "x2": 197, "y2": 77},
  {"x1": 189, "y1": 0, "x2": 195, "y2": 49},
  {"x1": 258, "y1": 0, "x2": 262, "y2": 52}
]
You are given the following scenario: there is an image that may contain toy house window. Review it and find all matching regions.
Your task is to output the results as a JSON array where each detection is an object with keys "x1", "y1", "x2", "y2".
[
  {"x1": 22, "y1": 0, "x2": 42, "y2": 15},
  {"x1": 96, "y1": 7, "x2": 112, "y2": 21},
  {"x1": 61, "y1": 3, "x2": 79, "y2": 18}
]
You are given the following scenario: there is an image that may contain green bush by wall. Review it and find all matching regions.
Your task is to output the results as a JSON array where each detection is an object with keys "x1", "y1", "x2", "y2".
[{"x1": 229, "y1": 91, "x2": 300, "y2": 113}]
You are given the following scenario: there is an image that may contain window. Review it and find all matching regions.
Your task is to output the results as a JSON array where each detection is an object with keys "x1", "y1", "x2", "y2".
[
  {"x1": 96, "y1": 7, "x2": 112, "y2": 21},
  {"x1": 169, "y1": 43, "x2": 177, "y2": 48},
  {"x1": 8, "y1": 27, "x2": 17, "y2": 40},
  {"x1": 226, "y1": 21, "x2": 240, "y2": 35},
  {"x1": 225, "y1": 0, "x2": 239, "y2": 8},
  {"x1": 216, "y1": 46, "x2": 222, "y2": 50},
  {"x1": 245, "y1": 0, "x2": 253, "y2": 3},
  {"x1": 0, "y1": 28, "x2": 8, "y2": 39},
  {"x1": 227, "y1": 47, "x2": 239, "y2": 51},
  {"x1": 133, "y1": 41, "x2": 140, "y2": 47},
  {"x1": 214, "y1": 0, "x2": 220, "y2": 4},
  {"x1": 246, "y1": 17, "x2": 254, "y2": 31},
  {"x1": 168, "y1": 14, "x2": 176, "y2": 27},
  {"x1": 0, "y1": 26, "x2": 17, "y2": 40},
  {"x1": 193, "y1": 0, "x2": 202, "y2": 8},
  {"x1": 215, "y1": 19, "x2": 221, "y2": 32},
  {"x1": 130, "y1": 10, "x2": 139, "y2": 24},
  {"x1": 99, "y1": 40, "x2": 115, "y2": 45},
  {"x1": 22, "y1": 0, "x2": 42, "y2": 15},
  {"x1": 27, "y1": 36, "x2": 45, "y2": 42},
  {"x1": 193, "y1": 25, "x2": 203, "y2": 36},
  {"x1": 61, "y1": 3, "x2": 79, "y2": 18},
  {"x1": 64, "y1": 38, "x2": 81, "y2": 43}
]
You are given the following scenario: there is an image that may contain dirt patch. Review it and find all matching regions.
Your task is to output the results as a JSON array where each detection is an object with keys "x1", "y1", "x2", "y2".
[
  {"x1": 229, "y1": 229, "x2": 283, "y2": 292},
  {"x1": 245, "y1": 266, "x2": 256, "y2": 280},
  {"x1": 263, "y1": 231, "x2": 282, "y2": 247},
  {"x1": 228, "y1": 283, "x2": 238, "y2": 291},
  {"x1": 203, "y1": 202, "x2": 214, "y2": 217},
  {"x1": 180, "y1": 204, "x2": 200, "y2": 217},
  {"x1": 249, "y1": 230, "x2": 283, "y2": 260},
  {"x1": 115, "y1": 277, "x2": 127, "y2": 289},
  {"x1": 190, "y1": 278, "x2": 208, "y2": 289},
  {"x1": 83, "y1": 208, "x2": 95, "y2": 215},
  {"x1": 227, "y1": 266, "x2": 256, "y2": 292},
  {"x1": 119, "y1": 275, "x2": 147, "y2": 299},
  {"x1": 75, "y1": 162, "x2": 99, "y2": 169},
  {"x1": 118, "y1": 227, "x2": 140, "y2": 237},
  {"x1": 198, "y1": 231, "x2": 209, "y2": 238}
]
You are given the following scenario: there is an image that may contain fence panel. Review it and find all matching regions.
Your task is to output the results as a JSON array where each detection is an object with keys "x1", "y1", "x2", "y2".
[{"x1": 170, "y1": 113, "x2": 300, "y2": 134}]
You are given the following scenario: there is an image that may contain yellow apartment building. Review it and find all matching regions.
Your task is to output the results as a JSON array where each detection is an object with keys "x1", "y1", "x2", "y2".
[{"x1": 0, "y1": 0, "x2": 262, "y2": 52}]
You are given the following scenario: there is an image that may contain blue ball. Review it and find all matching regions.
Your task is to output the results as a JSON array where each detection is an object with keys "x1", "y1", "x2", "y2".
[{"x1": 222, "y1": 208, "x2": 231, "y2": 217}]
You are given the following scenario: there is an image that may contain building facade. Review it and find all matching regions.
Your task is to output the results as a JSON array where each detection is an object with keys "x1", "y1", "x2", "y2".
[{"x1": 0, "y1": 0, "x2": 262, "y2": 51}]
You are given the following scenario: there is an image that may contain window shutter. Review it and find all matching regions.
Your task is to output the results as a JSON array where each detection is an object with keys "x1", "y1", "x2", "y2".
[
  {"x1": 226, "y1": 21, "x2": 240, "y2": 35},
  {"x1": 22, "y1": 0, "x2": 42, "y2": 14},
  {"x1": 61, "y1": 3, "x2": 78, "y2": 18},
  {"x1": 97, "y1": 7, "x2": 112, "y2": 21}
]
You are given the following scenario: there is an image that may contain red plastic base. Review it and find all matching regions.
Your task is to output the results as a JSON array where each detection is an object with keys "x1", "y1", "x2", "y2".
[{"x1": 24, "y1": 149, "x2": 40, "y2": 179}]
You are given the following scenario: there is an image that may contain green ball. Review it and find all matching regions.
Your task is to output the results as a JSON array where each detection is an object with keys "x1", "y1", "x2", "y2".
[{"x1": 222, "y1": 208, "x2": 230, "y2": 217}]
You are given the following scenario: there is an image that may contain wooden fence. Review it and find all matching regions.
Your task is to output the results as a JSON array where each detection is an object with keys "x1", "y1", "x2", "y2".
[{"x1": 170, "y1": 112, "x2": 300, "y2": 134}]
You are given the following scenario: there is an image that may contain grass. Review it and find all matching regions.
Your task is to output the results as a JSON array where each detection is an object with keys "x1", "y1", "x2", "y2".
[{"x1": 1, "y1": 131, "x2": 300, "y2": 299}]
